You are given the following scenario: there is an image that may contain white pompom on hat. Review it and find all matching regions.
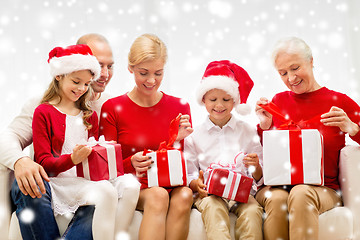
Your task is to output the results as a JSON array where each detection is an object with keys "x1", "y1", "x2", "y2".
[
  {"x1": 196, "y1": 60, "x2": 254, "y2": 115},
  {"x1": 47, "y1": 44, "x2": 101, "y2": 80}
]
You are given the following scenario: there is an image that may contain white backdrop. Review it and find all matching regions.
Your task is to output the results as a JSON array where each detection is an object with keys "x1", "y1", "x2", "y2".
[{"x1": 1, "y1": 0, "x2": 359, "y2": 132}]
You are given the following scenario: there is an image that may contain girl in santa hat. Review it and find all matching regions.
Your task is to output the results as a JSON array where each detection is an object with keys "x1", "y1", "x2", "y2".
[
  {"x1": 184, "y1": 60, "x2": 264, "y2": 240},
  {"x1": 100, "y1": 33, "x2": 194, "y2": 240},
  {"x1": 32, "y1": 44, "x2": 117, "y2": 240}
]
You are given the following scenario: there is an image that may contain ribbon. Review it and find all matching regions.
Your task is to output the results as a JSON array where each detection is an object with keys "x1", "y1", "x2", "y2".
[{"x1": 259, "y1": 102, "x2": 323, "y2": 185}]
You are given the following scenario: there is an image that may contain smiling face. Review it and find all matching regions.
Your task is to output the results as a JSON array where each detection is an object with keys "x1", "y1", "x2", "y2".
[
  {"x1": 130, "y1": 58, "x2": 165, "y2": 97},
  {"x1": 57, "y1": 70, "x2": 92, "y2": 104},
  {"x1": 203, "y1": 88, "x2": 234, "y2": 128},
  {"x1": 275, "y1": 52, "x2": 320, "y2": 94},
  {"x1": 87, "y1": 40, "x2": 114, "y2": 94}
]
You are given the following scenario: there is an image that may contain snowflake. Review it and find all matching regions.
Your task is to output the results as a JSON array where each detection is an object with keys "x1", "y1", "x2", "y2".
[
  {"x1": 208, "y1": 0, "x2": 232, "y2": 18},
  {"x1": 220, "y1": 177, "x2": 227, "y2": 185},
  {"x1": 19, "y1": 208, "x2": 35, "y2": 224},
  {"x1": 116, "y1": 231, "x2": 130, "y2": 240},
  {"x1": 264, "y1": 190, "x2": 272, "y2": 198}
]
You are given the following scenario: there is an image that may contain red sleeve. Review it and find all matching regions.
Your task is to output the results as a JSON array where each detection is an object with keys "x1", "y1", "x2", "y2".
[
  {"x1": 32, "y1": 106, "x2": 74, "y2": 177},
  {"x1": 99, "y1": 99, "x2": 118, "y2": 141}
]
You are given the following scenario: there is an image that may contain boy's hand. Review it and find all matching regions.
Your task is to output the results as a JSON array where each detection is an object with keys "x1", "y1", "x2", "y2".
[
  {"x1": 176, "y1": 114, "x2": 194, "y2": 142},
  {"x1": 71, "y1": 145, "x2": 92, "y2": 165},
  {"x1": 190, "y1": 170, "x2": 208, "y2": 199},
  {"x1": 243, "y1": 153, "x2": 262, "y2": 181}
]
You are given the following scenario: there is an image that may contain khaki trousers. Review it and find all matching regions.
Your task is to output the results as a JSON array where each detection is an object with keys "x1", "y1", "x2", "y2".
[
  {"x1": 255, "y1": 185, "x2": 342, "y2": 240},
  {"x1": 194, "y1": 195, "x2": 263, "y2": 240}
]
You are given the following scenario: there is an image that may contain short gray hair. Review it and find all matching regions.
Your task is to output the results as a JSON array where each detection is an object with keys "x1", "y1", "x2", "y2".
[{"x1": 271, "y1": 37, "x2": 313, "y2": 66}]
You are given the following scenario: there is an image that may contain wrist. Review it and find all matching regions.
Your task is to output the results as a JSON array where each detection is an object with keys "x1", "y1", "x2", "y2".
[{"x1": 349, "y1": 123, "x2": 360, "y2": 136}]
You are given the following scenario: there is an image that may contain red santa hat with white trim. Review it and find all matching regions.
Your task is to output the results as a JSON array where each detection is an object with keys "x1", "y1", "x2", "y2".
[
  {"x1": 47, "y1": 44, "x2": 101, "y2": 80},
  {"x1": 196, "y1": 60, "x2": 254, "y2": 115}
]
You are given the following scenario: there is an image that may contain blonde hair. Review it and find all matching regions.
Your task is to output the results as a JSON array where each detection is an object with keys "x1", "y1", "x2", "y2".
[
  {"x1": 128, "y1": 33, "x2": 168, "y2": 67},
  {"x1": 271, "y1": 37, "x2": 313, "y2": 66},
  {"x1": 41, "y1": 72, "x2": 94, "y2": 130}
]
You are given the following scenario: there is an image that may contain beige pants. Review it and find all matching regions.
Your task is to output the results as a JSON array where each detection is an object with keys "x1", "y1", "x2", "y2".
[
  {"x1": 194, "y1": 195, "x2": 263, "y2": 240},
  {"x1": 255, "y1": 185, "x2": 342, "y2": 240}
]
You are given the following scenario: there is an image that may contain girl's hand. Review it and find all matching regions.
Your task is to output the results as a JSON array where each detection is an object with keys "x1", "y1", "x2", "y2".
[
  {"x1": 189, "y1": 170, "x2": 208, "y2": 199},
  {"x1": 71, "y1": 145, "x2": 92, "y2": 165},
  {"x1": 176, "y1": 113, "x2": 194, "y2": 141},
  {"x1": 131, "y1": 151, "x2": 153, "y2": 178},
  {"x1": 321, "y1": 106, "x2": 360, "y2": 136},
  {"x1": 255, "y1": 97, "x2": 273, "y2": 130},
  {"x1": 243, "y1": 153, "x2": 262, "y2": 181}
]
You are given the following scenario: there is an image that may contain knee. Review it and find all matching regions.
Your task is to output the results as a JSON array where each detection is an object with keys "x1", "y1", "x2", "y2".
[
  {"x1": 144, "y1": 187, "x2": 169, "y2": 213},
  {"x1": 90, "y1": 181, "x2": 118, "y2": 205},
  {"x1": 241, "y1": 203, "x2": 263, "y2": 219},
  {"x1": 200, "y1": 195, "x2": 227, "y2": 213},
  {"x1": 170, "y1": 187, "x2": 193, "y2": 212},
  {"x1": 288, "y1": 185, "x2": 316, "y2": 209},
  {"x1": 264, "y1": 190, "x2": 288, "y2": 212}
]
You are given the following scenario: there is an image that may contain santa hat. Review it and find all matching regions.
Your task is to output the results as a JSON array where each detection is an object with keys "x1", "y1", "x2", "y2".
[
  {"x1": 196, "y1": 60, "x2": 254, "y2": 114},
  {"x1": 47, "y1": 44, "x2": 101, "y2": 80}
]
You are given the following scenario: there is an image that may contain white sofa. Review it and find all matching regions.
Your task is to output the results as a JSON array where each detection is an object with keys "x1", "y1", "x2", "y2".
[{"x1": 1, "y1": 146, "x2": 359, "y2": 240}]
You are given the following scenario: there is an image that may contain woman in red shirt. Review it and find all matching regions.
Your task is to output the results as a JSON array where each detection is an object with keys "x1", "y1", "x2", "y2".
[
  {"x1": 100, "y1": 34, "x2": 194, "y2": 240},
  {"x1": 255, "y1": 37, "x2": 360, "y2": 240}
]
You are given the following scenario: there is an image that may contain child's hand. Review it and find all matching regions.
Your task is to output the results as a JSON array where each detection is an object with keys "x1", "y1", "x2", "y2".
[
  {"x1": 190, "y1": 170, "x2": 208, "y2": 199},
  {"x1": 255, "y1": 97, "x2": 273, "y2": 130},
  {"x1": 131, "y1": 151, "x2": 153, "y2": 178},
  {"x1": 71, "y1": 145, "x2": 92, "y2": 165},
  {"x1": 176, "y1": 113, "x2": 194, "y2": 142},
  {"x1": 243, "y1": 153, "x2": 262, "y2": 181}
]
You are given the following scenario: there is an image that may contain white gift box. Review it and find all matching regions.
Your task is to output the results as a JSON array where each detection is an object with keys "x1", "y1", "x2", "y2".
[
  {"x1": 263, "y1": 129, "x2": 324, "y2": 186},
  {"x1": 147, "y1": 149, "x2": 188, "y2": 187}
]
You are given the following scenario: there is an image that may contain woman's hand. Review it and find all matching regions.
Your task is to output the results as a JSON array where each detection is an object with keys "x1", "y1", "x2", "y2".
[
  {"x1": 176, "y1": 113, "x2": 194, "y2": 141},
  {"x1": 321, "y1": 106, "x2": 360, "y2": 136},
  {"x1": 255, "y1": 97, "x2": 273, "y2": 130},
  {"x1": 243, "y1": 153, "x2": 262, "y2": 181},
  {"x1": 71, "y1": 145, "x2": 92, "y2": 165},
  {"x1": 189, "y1": 170, "x2": 208, "y2": 199},
  {"x1": 131, "y1": 151, "x2": 153, "y2": 178}
]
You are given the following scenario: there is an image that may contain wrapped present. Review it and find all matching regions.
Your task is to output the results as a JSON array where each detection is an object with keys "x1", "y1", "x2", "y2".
[
  {"x1": 76, "y1": 136, "x2": 124, "y2": 181},
  {"x1": 259, "y1": 102, "x2": 324, "y2": 186},
  {"x1": 204, "y1": 160, "x2": 253, "y2": 203},
  {"x1": 146, "y1": 115, "x2": 188, "y2": 188}
]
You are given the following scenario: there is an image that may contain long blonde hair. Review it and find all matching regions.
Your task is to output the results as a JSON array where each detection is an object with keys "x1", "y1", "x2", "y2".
[
  {"x1": 41, "y1": 72, "x2": 94, "y2": 130},
  {"x1": 128, "y1": 33, "x2": 168, "y2": 67}
]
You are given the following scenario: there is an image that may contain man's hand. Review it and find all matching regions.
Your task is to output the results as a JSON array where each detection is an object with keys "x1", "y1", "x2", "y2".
[{"x1": 14, "y1": 157, "x2": 49, "y2": 198}]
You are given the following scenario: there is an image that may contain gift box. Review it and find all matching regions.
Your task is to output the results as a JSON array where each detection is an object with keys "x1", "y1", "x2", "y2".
[
  {"x1": 259, "y1": 102, "x2": 324, "y2": 186},
  {"x1": 147, "y1": 149, "x2": 187, "y2": 187},
  {"x1": 146, "y1": 115, "x2": 188, "y2": 188},
  {"x1": 76, "y1": 136, "x2": 124, "y2": 181},
  {"x1": 205, "y1": 163, "x2": 253, "y2": 203},
  {"x1": 263, "y1": 129, "x2": 323, "y2": 185}
]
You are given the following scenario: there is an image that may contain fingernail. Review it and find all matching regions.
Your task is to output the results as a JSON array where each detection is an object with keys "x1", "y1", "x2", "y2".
[
  {"x1": 151, "y1": 160, "x2": 154, "y2": 164},
  {"x1": 148, "y1": 166, "x2": 151, "y2": 169},
  {"x1": 148, "y1": 156, "x2": 152, "y2": 159}
]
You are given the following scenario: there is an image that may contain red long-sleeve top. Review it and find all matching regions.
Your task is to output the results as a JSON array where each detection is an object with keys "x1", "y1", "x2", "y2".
[
  {"x1": 257, "y1": 87, "x2": 360, "y2": 190},
  {"x1": 99, "y1": 92, "x2": 191, "y2": 187},
  {"x1": 32, "y1": 103, "x2": 98, "y2": 177}
]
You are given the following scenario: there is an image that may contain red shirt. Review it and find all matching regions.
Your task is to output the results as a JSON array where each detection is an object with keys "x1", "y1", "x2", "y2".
[
  {"x1": 32, "y1": 103, "x2": 98, "y2": 177},
  {"x1": 99, "y1": 92, "x2": 191, "y2": 186},
  {"x1": 258, "y1": 87, "x2": 360, "y2": 190}
]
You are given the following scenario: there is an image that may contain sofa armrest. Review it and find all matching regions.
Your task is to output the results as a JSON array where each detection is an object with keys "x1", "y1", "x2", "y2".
[
  {"x1": 0, "y1": 164, "x2": 13, "y2": 240},
  {"x1": 339, "y1": 145, "x2": 360, "y2": 240}
]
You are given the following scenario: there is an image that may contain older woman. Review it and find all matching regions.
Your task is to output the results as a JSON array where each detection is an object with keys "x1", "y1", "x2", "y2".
[
  {"x1": 255, "y1": 37, "x2": 360, "y2": 240},
  {"x1": 99, "y1": 34, "x2": 194, "y2": 240}
]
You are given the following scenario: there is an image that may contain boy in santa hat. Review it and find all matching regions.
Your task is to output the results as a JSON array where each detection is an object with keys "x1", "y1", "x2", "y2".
[{"x1": 184, "y1": 60, "x2": 264, "y2": 240}]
